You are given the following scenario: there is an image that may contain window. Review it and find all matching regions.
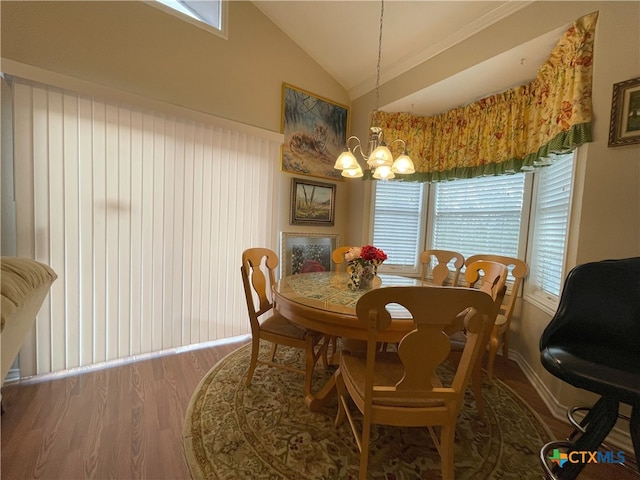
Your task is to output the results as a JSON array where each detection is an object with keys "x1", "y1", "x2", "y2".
[
  {"x1": 526, "y1": 154, "x2": 574, "y2": 306},
  {"x1": 154, "y1": 0, "x2": 225, "y2": 36},
  {"x1": 370, "y1": 152, "x2": 574, "y2": 311},
  {"x1": 371, "y1": 180, "x2": 426, "y2": 275},
  {"x1": 431, "y1": 174, "x2": 526, "y2": 260}
]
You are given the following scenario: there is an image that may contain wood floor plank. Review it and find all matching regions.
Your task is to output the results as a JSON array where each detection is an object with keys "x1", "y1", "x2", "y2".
[{"x1": 1, "y1": 337, "x2": 637, "y2": 479}]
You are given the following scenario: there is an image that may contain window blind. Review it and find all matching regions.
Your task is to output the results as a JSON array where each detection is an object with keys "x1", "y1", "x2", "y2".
[
  {"x1": 372, "y1": 181, "x2": 425, "y2": 272},
  {"x1": 12, "y1": 78, "x2": 280, "y2": 376},
  {"x1": 529, "y1": 154, "x2": 573, "y2": 296},
  {"x1": 432, "y1": 174, "x2": 526, "y2": 260}
]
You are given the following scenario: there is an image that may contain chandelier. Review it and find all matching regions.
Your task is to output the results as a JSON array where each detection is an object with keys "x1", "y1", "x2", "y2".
[{"x1": 333, "y1": 0, "x2": 414, "y2": 180}]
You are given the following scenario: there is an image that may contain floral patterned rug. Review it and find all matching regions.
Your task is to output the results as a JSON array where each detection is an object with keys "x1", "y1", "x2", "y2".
[{"x1": 183, "y1": 342, "x2": 552, "y2": 479}]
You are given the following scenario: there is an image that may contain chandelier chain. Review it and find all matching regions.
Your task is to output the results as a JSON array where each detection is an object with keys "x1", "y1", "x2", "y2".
[
  {"x1": 333, "y1": 0, "x2": 414, "y2": 178},
  {"x1": 374, "y1": 0, "x2": 384, "y2": 126}
]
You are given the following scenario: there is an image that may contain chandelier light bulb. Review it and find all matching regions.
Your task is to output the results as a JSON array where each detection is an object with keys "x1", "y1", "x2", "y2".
[
  {"x1": 342, "y1": 164, "x2": 364, "y2": 178},
  {"x1": 372, "y1": 165, "x2": 395, "y2": 180},
  {"x1": 391, "y1": 153, "x2": 415, "y2": 174},
  {"x1": 334, "y1": 150, "x2": 359, "y2": 170},
  {"x1": 368, "y1": 145, "x2": 393, "y2": 167}
]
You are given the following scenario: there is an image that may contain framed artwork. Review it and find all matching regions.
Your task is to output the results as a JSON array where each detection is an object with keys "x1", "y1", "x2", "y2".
[
  {"x1": 280, "y1": 232, "x2": 339, "y2": 276},
  {"x1": 280, "y1": 83, "x2": 349, "y2": 181},
  {"x1": 290, "y1": 178, "x2": 336, "y2": 226},
  {"x1": 608, "y1": 76, "x2": 640, "y2": 147}
]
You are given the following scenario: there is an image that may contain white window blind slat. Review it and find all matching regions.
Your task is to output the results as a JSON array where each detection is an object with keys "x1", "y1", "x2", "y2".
[
  {"x1": 432, "y1": 174, "x2": 526, "y2": 261},
  {"x1": 529, "y1": 154, "x2": 574, "y2": 297},
  {"x1": 372, "y1": 181, "x2": 425, "y2": 272}
]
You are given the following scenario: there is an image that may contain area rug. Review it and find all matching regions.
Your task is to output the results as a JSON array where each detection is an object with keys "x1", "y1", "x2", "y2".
[{"x1": 183, "y1": 342, "x2": 552, "y2": 479}]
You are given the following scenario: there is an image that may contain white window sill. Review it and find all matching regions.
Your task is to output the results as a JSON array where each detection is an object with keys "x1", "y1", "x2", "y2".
[{"x1": 524, "y1": 290, "x2": 560, "y2": 317}]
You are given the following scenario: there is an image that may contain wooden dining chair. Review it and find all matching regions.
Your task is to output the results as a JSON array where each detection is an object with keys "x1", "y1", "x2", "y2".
[
  {"x1": 465, "y1": 254, "x2": 529, "y2": 381},
  {"x1": 453, "y1": 260, "x2": 508, "y2": 414},
  {"x1": 331, "y1": 246, "x2": 354, "y2": 272},
  {"x1": 335, "y1": 286, "x2": 497, "y2": 480},
  {"x1": 324, "y1": 246, "x2": 357, "y2": 361},
  {"x1": 420, "y1": 249, "x2": 465, "y2": 285},
  {"x1": 241, "y1": 248, "x2": 325, "y2": 399}
]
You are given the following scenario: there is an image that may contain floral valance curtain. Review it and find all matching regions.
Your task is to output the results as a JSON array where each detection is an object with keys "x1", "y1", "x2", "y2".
[{"x1": 376, "y1": 11, "x2": 598, "y2": 182}]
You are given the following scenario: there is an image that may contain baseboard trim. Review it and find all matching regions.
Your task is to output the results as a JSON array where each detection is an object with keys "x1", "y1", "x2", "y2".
[
  {"x1": 8, "y1": 335, "x2": 251, "y2": 386},
  {"x1": 508, "y1": 349, "x2": 634, "y2": 455}
]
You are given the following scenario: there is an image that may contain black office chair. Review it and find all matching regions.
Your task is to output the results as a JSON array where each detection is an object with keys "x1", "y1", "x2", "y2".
[{"x1": 539, "y1": 257, "x2": 640, "y2": 479}]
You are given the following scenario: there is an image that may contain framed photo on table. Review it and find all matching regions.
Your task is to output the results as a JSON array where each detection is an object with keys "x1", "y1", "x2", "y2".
[
  {"x1": 608, "y1": 76, "x2": 640, "y2": 147},
  {"x1": 280, "y1": 83, "x2": 349, "y2": 181},
  {"x1": 290, "y1": 178, "x2": 336, "y2": 226},
  {"x1": 280, "y1": 232, "x2": 339, "y2": 276}
]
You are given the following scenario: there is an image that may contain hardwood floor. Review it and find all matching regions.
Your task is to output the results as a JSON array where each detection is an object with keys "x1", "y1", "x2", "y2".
[{"x1": 1, "y1": 338, "x2": 637, "y2": 479}]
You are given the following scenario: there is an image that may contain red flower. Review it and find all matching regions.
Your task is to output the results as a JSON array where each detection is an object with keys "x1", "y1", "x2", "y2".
[{"x1": 360, "y1": 245, "x2": 387, "y2": 263}]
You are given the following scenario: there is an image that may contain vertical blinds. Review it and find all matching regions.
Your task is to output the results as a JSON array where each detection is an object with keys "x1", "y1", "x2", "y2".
[
  {"x1": 372, "y1": 181, "x2": 425, "y2": 271},
  {"x1": 529, "y1": 154, "x2": 573, "y2": 296},
  {"x1": 432, "y1": 174, "x2": 526, "y2": 261},
  {"x1": 12, "y1": 78, "x2": 280, "y2": 376}
]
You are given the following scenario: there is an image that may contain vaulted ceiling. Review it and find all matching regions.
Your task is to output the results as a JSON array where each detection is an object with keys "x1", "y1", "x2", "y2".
[{"x1": 253, "y1": 1, "x2": 568, "y2": 116}]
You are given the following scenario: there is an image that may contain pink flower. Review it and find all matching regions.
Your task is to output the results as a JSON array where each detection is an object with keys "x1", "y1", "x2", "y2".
[{"x1": 344, "y1": 247, "x2": 362, "y2": 262}]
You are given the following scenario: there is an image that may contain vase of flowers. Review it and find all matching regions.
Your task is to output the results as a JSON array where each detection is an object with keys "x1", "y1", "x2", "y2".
[{"x1": 345, "y1": 245, "x2": 388, "y2": 290}]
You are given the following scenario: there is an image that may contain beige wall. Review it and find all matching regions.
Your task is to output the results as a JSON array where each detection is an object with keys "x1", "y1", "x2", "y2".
[
  {"x1": 1, "y1": 0, "x2": 352, "y2": 246},
  {"x1": 1, "y1": 1, "x2": 351, "y2": 132}
]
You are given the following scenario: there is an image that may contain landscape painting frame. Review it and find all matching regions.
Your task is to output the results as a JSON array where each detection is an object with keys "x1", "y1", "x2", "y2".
[
  {"x1": 280, "y1": 83, "x2": 349, "y2": 181},
  {"x1": 290, "y1": 177, "x2": 336, "y2": 226}
]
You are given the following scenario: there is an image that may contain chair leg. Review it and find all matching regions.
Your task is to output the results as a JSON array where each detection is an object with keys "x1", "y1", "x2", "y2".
[
  {"x1": 304, "y1": 338, "x2": 316, "y2": 399},
  {"x1": 486, "y1": 327, "x2": 500, "y2": 382},
  {"x1": 501, "y1": 331, "x2": 509, "y2": 361},
  {"x1": 269, "y1": 343, "x2": 278, "y2": 362},
  {"x1": 359, "y1": 416, "x2": 372, "y2": 480},
  {"x1": 334, "y1": 369, "x2": 347, "y2": 427},
  {"x1": 471, "y1": 360, "x2": 485, "y2": 416},
  {"x1": 630, "y1": 404, "x2": 640, "y2": 468},
  {"x1": 553, "y1": 397, "x2": 619, "y2": 480},
  {"x1": 321, "y1": 335, "x2": 334, "y2": 368},
  {"x1": 246, "y1": 337, "x2": 261, "y2": 387},
  {"x1": 440, "y1": 424, "x2": 456, "y2": 480}
]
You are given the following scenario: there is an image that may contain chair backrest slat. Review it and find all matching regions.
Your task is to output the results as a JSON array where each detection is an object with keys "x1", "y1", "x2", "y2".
[
  {"x1": 241, "y1": 248, "x2": 278, "y2": 323},
  {"x1": 420, "y1": 250, "x2": 465, "y2": 286},
  {"x1": 465, "y1": 254, "x2": 528, "y2": 321},
  {"x1": 464, "y1": 260, "x2": 508, "y2": 302},
  {"x1": 356, "y1": 286, "x2": 496, "y2": 406}
]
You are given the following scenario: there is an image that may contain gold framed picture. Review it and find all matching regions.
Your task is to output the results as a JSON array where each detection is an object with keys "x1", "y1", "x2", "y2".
[
  {"x1": 608, "y1": 76, "x2": 640, "y2": 147},
  {"x1": 280, "y1": 83, "x2": 349, "y2": 180}
]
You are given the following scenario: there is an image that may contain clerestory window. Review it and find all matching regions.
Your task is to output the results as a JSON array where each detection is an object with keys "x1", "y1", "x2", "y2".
[{"x1": 154, "y1": 0, "x2": 226, "y2": 37}]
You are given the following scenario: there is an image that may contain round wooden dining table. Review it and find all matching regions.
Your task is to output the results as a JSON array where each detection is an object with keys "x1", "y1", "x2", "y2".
[
  {"x1": 272, "y1": 271, "x2": 426, "y2": 410},
  {"x1": 273, "y1": 271, "x2": 424, "y2": 341}
]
